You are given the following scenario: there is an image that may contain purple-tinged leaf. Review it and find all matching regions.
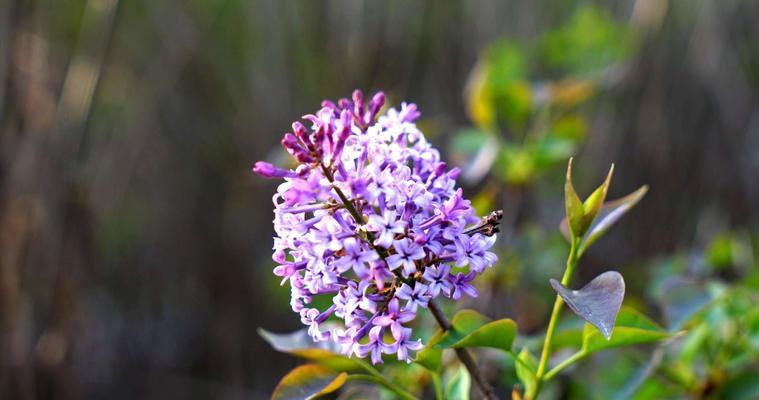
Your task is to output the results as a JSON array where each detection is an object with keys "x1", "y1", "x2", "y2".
[
  {"x1": 259, "y1": 325, "x2": 364, "y2": 372},
  {"x1": 272, "y1": 364, "x2": 347, "y2": 400},
  {"x1": 551, "y1": 271, "x2": 625, "y2": 340}
]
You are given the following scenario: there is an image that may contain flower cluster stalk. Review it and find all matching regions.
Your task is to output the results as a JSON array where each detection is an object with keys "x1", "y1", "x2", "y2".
[
  {"x1": 528, "y1": 237, "x2": 580, "y2": 399},
  {"x1": 327, "y1": 159, "x2": 498, "y2": 399}
]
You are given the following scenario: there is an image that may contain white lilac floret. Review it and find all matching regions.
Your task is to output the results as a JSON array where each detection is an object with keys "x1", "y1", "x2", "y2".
[{"x1": 254, "y1": 90, "x2": 500, "y2": 364}]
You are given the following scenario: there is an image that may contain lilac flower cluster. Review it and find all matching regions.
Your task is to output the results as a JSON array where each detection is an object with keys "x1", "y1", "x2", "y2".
[{"x1": 254, "y1": 90, "x2": 499, "y2": 364}]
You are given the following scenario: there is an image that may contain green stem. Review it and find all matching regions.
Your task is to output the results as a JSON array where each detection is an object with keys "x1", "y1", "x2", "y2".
[
  {"x1": 542, "y1": 350, "x2": 586, "y2": 381},
  {"x1": 528, "y1": 237, "x2": 580, "y2": 399},
  {"x1": 431, "y1": 372, "x2": 444, "y2": 400},
  {"x1": 347, "y1": 374, "x2": 418, "y2": 400}
]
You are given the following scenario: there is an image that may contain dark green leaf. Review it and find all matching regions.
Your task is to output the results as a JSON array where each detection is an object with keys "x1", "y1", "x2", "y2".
[
  {"x1": 434, "y1": 310, "x2": 517, "y2": 353},
  {"x1": 272, "y1": 364, "x2": 347, "y2": 400},
  {"x1": 551, "y1": 271, "x2": 625, "y2": 340},
  {"x1": 451, "y1": 319, "x2": 517, "y2": 352},
  {"x1": 435, "y1": 310, "x2": 489, "y2": 349}
]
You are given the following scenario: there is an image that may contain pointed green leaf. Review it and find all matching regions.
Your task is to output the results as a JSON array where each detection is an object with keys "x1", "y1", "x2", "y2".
[
  {"x1": 580, "y1": 185, "x2": 647, "y2": 252},
  {"x1": 272, "y1": 364, "x2": 347, "y2": 400},
  {"x1": 581, "y1": 307, "x2": 669, "y2": 354},
  {"x1": 259, "y1": 327, "x2": 363, "y2": 372},
  {"x1": 446, "y1": 365, "x2": 472, "y2": 400},
  {"x1": 564, "y1": 158, "x2": 585, "y2": 239},
  {"x1": 434, "y1": 310, "x2": 517, "y2": 353},
  {"x1": 551, "y1": 271, "x2": 625, "y2": 340},
  {"x1": 515, "y1": 346, "x2": 538, "y2": 396},
  {"x1": 581, "y1": 163, "x2": 614, "y2": 227},
  {"x1": 559, "y1": 185, "x2": 648, "y2": 252}
]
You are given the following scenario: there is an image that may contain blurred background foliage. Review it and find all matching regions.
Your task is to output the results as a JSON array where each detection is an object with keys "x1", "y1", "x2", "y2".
[{"x1": 1, "y1": 0, "x2": 759, "y2": 399}]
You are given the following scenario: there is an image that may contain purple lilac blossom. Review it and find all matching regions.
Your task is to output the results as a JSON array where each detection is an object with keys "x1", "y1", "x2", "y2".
[{"x1": 254, "y1": 90, "x2": 498, "y2": 364}]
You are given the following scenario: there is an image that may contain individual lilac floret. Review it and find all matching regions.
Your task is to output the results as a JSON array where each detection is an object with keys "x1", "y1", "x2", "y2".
[
  {"x1": 374, "y1": 298, "x2": 415, "y2": 339},
  {"x1": 388, "y1": 327, "x2": 424, "y2": 363},
  {"x1": 355, "y1": 326, "x2": 393, "y2": 365},
  {"x1": 368, "y1": 210, "x2": 407, "y2": 249},
  {"x1": 395, "y1": 283, "x2": 431, "y2": 312},
  {"x1": 387, "y1": 238, "x2": 426, "y2": 277},
  {"x1": 254, "y1": 90, "x2": 501, "y2": 364}
]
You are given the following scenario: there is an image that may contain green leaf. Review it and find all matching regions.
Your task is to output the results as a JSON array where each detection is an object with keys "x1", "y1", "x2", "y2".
[
  {"x1": 445, "y1": 365, "x2": 472, "y2": 400},
  {"x1": 581, "y1": 164, "x2": 614, "y2": 225},
  {"x1": 564, "y1": 158, "x2": 585, "y2": 239},
  {"x1": 500, "y1": 145, "x2": 536, "y2": 185},
  {"x1": 485, "y1": 39, "x2": 527, "y2": 90},
  {"x1": 559, "y1": 185, "x2": 648, "y2": 253},
  {"x1": 434, "y1": 310, "x2": 517, "y2": 353},
  {"x1": 452, "y1": 319, "x2": 517, "y2": 352},
  {"x1": 531, "y1": 136, "x2": 577, "y2": 170},
  {"x1": 435, "y1": 310, "x2": 489, "y2": 348},
  {"x1": 581, "y1": 307, "x2": 669, "y2": 354},
  {"x1": 515, "y1": 346, "x2": 538, "y2": 396},
  {"x1": 540, "y1": 6, "x2": 637, "y2": 75},
  {"x1": 415, "y1": 330, "x2": 444, "y2": 372},
  {"x1": 580, "y1": 185, "x2": 647, "y2": 252},
  {"x1": 272, "y1": 364, "x2": 347, "y2": 400},
  {"x1": 259, "y1": 327, "x2": 363, "y2": 372}
]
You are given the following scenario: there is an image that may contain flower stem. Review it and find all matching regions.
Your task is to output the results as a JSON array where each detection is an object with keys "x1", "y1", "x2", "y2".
[
  {"x1": 428, "y1": 300, "x2": 499, "y2": 400},
  {"x1": 542, "y1": 350, "x2": 586, "y2": 381},
  {"x1": 528, "y1": 238, "x2": 580, "y2": 399},
  {"x1": 320, "y1": 164, "x2": 389, "y2": 259}
]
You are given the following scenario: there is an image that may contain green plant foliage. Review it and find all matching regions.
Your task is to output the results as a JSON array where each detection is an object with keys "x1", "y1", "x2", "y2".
[
  {"x1": 581, "y1": 307, "x2": 669, "y2": 354},
  {"x1": 564, "y1": 158, "x2": 586, "y2": 239},
  {"x1": 515, "y1": 347, "x2": 538, "y2": 397},
  {"x1": 446, "y1": 366, "x2": 472, "y2": 400},
  {"x1": 415, "y1": 330, "x2": 444, "y2": 373},
  {"x1": 563, "y1": 159, "x2": 615, "y2": 241},
  {"x1": 570, "y1": 185, "x2": 648, "y2": 254},
  {"x1": 540, "y1": 6, "x2": 637, "y2": 75},
  {"x1": 271, "y1": 364, "x2": 347, "y2": 400},
  {"x1": 434, "y1": 310, "x2": 517, "y2": 353}
]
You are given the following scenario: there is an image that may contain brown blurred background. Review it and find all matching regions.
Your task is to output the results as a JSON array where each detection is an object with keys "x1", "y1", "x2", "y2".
[{"x1": 1, "y1": 0, "x2": 758, "y2": 399}]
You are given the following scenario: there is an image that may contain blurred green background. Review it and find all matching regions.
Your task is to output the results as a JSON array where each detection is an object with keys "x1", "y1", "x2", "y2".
[{"x1": 1, "y1": 0, "x2": 759, "y2": 399}]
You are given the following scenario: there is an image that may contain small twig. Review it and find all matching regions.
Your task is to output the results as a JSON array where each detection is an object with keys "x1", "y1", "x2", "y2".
[{"x1": 428, "y1": 300, "x2": 499, "y2": 400}]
